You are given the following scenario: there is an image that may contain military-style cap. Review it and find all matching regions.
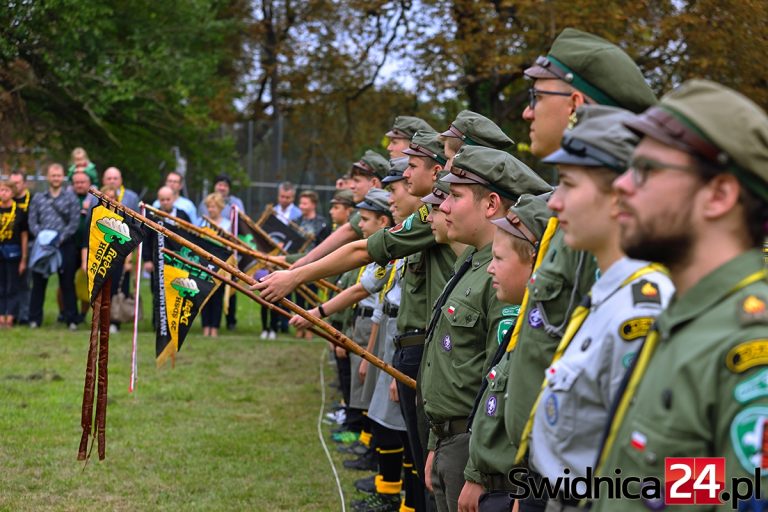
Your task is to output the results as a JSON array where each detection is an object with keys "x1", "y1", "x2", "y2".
[
  {"x1": 403, "y1": 130, "x2": 447, "y2": 165},
  {"x1": 542, "y1": 105, "x2": 639, "y2": 173},
  {"x1": 624, "y1": 79, "x2": 768, "y2": 201},
  {"x1": 442, "y1": 146, "x2": 553, "y2": 200},
  {"x1": 356, "y1": 188, "x2": 391, "y2": 215},
  {"x1": 440, "y1": 110, "x2": 514, "y2": 149},
  {"x1": 421, "y1": 179, "x2": 451, "y2": 206},
  {"x1": 385, "y1": 116, "x2": 435, "y2": 140},
  {"x1": 524, "y1": 28, "x2": 657, "y2": 114},
  {"x1": 330, "y1": 189, "x2": 355, "y2": 208},
  {"x1": 351, "y1": 150, "x2": 390, "y2": 180},
  {"x1": 381, "y1": 157, "x2": 409, "y2": 184},
  {"x1": 492, "y1": 194, "x2": 552, "y2": 247}
]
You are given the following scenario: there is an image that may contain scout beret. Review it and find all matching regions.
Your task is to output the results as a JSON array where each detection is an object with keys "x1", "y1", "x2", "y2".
[
  {"x1": 356, "y1": 188, "x2": 391, "y2": 215},
  {"x1": 351, "y1": 150, "x2": 390, "y2": 180},
  {"x1": 330, "y1": 189, "x2": 356, "y2": 208},
  {"x1": 381, "y1": 156, "x2": 410, "y2": 184},
  {"x1": 440, "y1": 110, "x2": 514, "y2": 149},
  {"x1": 385, "y1": 116, "x2": 435, "y2": 140},
  {"x1": 402, "y1": 130, "x2": 448, "y2": 165},
  {"x1": 442, "y1": 146, "x2": 553, "y2": 200},
  {"x1": 421, "y1": 178, "x2": 451, "y2": 206},
  {"x1": 624, "y1": 79, "x2": 768, "y2": 201},
  {"x1": 542, "y1": 105, "x2": 639, "y2": 173},
  {"x1": 491, "y1": 194, "x2": 553, "y2": 247},
  {"x1": 524, "y1": 28, "x2": 657, "y2": 114}
]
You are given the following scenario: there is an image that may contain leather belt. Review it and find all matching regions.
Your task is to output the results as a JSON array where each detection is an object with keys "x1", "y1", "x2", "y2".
[
  {"x1": 429, "y1": 417, "x2": 469, "y2": 439},
  {"x1": 382, "y1": 302, "x2": 399, "y2": 317},
  {"x1": 394, "y1": 330, "x2": 425, "y2": 350},
  {"x1": 355, "y1": 306, "x2": 375, "y2": 318}
]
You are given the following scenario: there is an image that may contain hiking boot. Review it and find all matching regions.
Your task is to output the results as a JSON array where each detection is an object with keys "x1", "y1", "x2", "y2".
[
  {"x1": 351, "y1": 492, "x2": 400, "y2": 512},
  {"x1": 343, "y1": 449, "x2": 378, "y2": 471},
  {"x1": 354, "y1": 474, "x2": 376, "y2": 494}
]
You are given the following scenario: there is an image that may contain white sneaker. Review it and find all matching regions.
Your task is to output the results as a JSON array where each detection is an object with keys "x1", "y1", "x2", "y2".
[
  {"x1": 109, "y1": 324, "x2": 119, "y2": 334},
  {"x1": 260, "y1": 330, "x2": 269, "y2": 340},
  {"x1": 29, "y1": 321, "x2": 38, "y2": 329},
  {"x1": 68, "y1": 323, "x2": 77, "y2": 331},
  {"x1": 268, "y1": 330, "x2": 276, "y2": 340}
]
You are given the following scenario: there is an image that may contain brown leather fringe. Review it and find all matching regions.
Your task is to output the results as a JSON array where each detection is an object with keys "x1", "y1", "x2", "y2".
[
  {"x1": 78, "y1": 290, "x2": 102, "y2": 460},
  {"x1": 96, "y1": 279, "x2": 112, "y2": 460}
]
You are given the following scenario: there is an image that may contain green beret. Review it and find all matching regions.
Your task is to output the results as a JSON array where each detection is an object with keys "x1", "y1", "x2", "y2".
[
  {"x1": 330, "y1": 189, "x2": 356, "y2": 208},
  {"x1": 356, "y1": 188, "x2": 392, "y2": 215},
  {"x1": 542, "y1": 105, "x2": 639, "y2": 173},
  {"x1": 440, "y1": 110, "x2": 514, "y2": 149},
  {"x1": 524, "y1": 28, "x2": 657, "y2": 114},
  {"x1": 382, "y1": 156, "x2": 409, "y2": 184},
  {"x1": 624, "y1": 79, "x2": 768, "y2": 201},
  {"x1": 491, "y1": 194, "x2": 553, "y2": 246},
  {"x1": 442, "y1": 146, "x2": 553, "y2": 200},
  {"x1": 403, "y1": 130, "x2": 447, "y2": 165},
  {"x1": 351, "y1": 150, "x2": 390, "y2": 180},
  {"x1": 386, "y1": 116, "x2": 435, "y2": 140}
]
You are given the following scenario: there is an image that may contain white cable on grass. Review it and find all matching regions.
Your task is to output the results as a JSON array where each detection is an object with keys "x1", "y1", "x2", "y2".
[{"x1": 318, "y1": 348, "x2": 346, "y2": 511}]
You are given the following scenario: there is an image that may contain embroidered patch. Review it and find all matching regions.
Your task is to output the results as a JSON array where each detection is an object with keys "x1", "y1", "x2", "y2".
[
  {"x1": 390, "y1": 221, "x2": 405, "y2": 234},
  {"x1": 730, "y1": 406, "x2": 768, "y2": 474},
  {"x1": 631, "y1": 430, "x2": 647, "y2": 452},
  {"x1": 403, "y1": 214, "x2": 414, "y2": 231},
  {"x1": 488, "y1": 368, "x2": 497, "y2": 381},
  {"x1": 740, "y1": 295, "x2": 768, "y2": 326},
  {"x1": 374, "y1": 266, "x2": 387, "y2": 279},
  {"x1": 528, "y1": 307, "x2": 543, "y2": 328},
  {"x1": 620, "y1": 317, "x2": 655, "y2": 341},
  {"x1": 726, "y1": 340, "x2": 768, "y2": 373},
  {"x1": 622, "y1": 352, "x2": 636, "y2": 369},
  {"x1": 497, "y1": 319, "x2": 515, "y2": 345},
  {"x1": 418, "y1": 205, "x2": 429, "y2": 223},
  {"x1": 447, "y1": 305, "x2": 456, "y2": 316},
  {"x1": 502, "y1": 305, "x2": 520, "y2": 317},
  {"x1": 544, "y1": 394, "x2": 558, "y2": 425},
  {"x1": 441, "y1": 334, "x2": 452, "y2": 351},
  {"x1": 631, "y1": 280, "x2": 661, "y2": 306},
  {"x1": 735, "y1": 369, "x2": 768, "y2": 404},
  {"x1": 486, "y1": 395, "x2": 498, "y2": 417}
]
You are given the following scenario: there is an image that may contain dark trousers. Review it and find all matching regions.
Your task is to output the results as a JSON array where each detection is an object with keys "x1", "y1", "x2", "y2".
[
  {"x1": 201, "y1": 286, "x2": 224, "y2": 328},
  {"x1": 395, "y1": 344, "x2": 426, "y2": 477},
  {"x1": 30, "y1": 238, "x2": 78, "y2": 325},
  {"x1": 0, "y1": 257, "x2": 20, "y2": 315},
  {"x1": 225, "y1": 293, "x2": 236, "y2": 327},
  {"x1": 12, "y1": 268, "x2": 30, "y2": 322}
]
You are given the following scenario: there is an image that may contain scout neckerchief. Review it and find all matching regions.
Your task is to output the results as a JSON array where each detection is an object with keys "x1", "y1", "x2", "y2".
[
  {"x1": 506, "y1": 217, "x2": 559, "y2": 353},
  {"x1": 0, "y1": 201, "x2": 17, "y2": 242},
  {"x1": 15, "y1": 190, "x2": 30, "y2": 212},
  {"x1": 593, "y1": 267, "x2": 768, "y2": 477},
  {"x1": 380, "y1": 259, "x2": 400, "y2": 302},
  {"x1": 514, "y1": 262, "x2": 667, "y2": 465},
  {"x1": 117, "y1": 186, "x2": 125, "y2": 204}
]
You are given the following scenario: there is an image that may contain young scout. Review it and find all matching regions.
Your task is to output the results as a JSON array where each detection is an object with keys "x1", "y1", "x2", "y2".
[
  {"x1": 421, "y1": 146, "x2": 552, "y2": 512},
  {"x1": 518, "y1": 106, "x2": 674, "y2": 512},
  {"x1": 458, "y1": 194, "x2": 552, "y2": 512},
  {"x1": 493, "y1": 31, "x2": 658, "y2": 508},
  {"x1": 292, "y1": 116, "x2": 434, "y2": 268},
  {"x1": 591, "y1": 81, "x2": 768, "y2": 510}
]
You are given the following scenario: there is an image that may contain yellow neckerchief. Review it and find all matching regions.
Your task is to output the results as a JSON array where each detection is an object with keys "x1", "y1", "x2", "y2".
[
  {"x1": 514, "y1": 262, "x2": 666, "y2": 464},
  {"x1": 380, "y1": 259, "x2": 399, "y2": 301},
  {"x1": 0, "y1": 201, "x2": 17, "y2": 239},
  {"x1": 593, "y1": 268, "x2": 768, "y2": 477},
  {"x1": 15, "y1": 190, "x2": 30, "y2": 212},
  {"x1": 506, "y1": 217, "x2": 559, "y2": 353},
  {"x1": 118, "y1": 185, "x2": 125, "y2": 203}
]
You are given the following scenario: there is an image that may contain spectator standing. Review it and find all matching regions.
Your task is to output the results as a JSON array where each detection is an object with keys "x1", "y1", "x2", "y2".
[
  {"x1": 198, "y1": 174, "x2": 244, "y2": 222},
  {"x1": 28, "y1": 163, "x2": 80, "y2": 329},
  {"x1": 273, "y1": 181, "x2": 301, "y2": 225},
  {"x1": 297, "y1": 190, "x2": 330, "y2": 249},
  {"x1": 9, "y1": 170, "x2": 32, "y2": 325},
  {"x1": 198, "y1": 193, "x2": 230, "y2": 337},
  {"x1": 0, "y1": 180, "x2": 28, "y2": 328},
  {"x1": 152, "y1": 171, "x2": 197, "y2": 224},
  {"x1": 102, "y1": 167, "x2": 140, "y2": 212},
  {"x1": 67, "y1": 147, "x2": 99, "y2": 185}
]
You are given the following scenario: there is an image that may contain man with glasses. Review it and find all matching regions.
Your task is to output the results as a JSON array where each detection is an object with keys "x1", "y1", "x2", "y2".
[{"x1": 590, "y1": 80, "x2": 768, "y2": 510}]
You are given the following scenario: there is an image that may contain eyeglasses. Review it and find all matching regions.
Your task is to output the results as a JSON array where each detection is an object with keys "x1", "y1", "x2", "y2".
[
  {"x1": 628, "y1": 156, "x2": 697, "y2": 187},
  {"x1": 528, "y1": 88, "x2": 572, "y2": 109}
]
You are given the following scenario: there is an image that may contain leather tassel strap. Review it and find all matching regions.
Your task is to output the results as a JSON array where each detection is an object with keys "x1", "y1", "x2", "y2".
[
  {"x1": 95, "y1": 278, "x2": 112, "y2": 460},
  {"x1": 78, "y1": 290, "x2": 103, "y2": 460}
]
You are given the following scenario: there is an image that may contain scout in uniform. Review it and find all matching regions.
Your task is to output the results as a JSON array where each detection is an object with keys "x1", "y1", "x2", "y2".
[
  {"x1": 490, "y1": 32, "x2": 658, "y2": 505},
  {"x1": 420, "y1": 146, "x2": 552, "y2": 512},
  {"x1": 592, "y1": 81, "x2": 768, "y2": 510},
  {"x1": 387, "y1": 116, "x2": 436, "y2": 159},
  {"x1": 458, "y1": 194, "x2": 552, "y2": 512},
  {"x1": 515, "y1": 106, "x2": 675, "y2": 512}
]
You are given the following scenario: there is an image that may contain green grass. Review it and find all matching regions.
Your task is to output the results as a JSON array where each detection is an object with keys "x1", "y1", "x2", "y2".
[{"x1": 0, "y1": 278, "x2": 364, "y2": 511}]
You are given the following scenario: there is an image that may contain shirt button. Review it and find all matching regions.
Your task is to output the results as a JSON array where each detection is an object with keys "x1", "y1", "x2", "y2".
[{"x1": 644, "y1": 452, "x2": 657, "y2": 465}]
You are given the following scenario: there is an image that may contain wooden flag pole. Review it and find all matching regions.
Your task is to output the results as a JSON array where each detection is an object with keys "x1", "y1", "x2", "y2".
[{"x1": 94, "y1": 189, "x2": 415, "y2": 389}]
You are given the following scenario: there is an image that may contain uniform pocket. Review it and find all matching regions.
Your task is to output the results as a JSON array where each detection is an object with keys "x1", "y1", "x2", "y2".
[{"x1": 540, "y1": 361, "x2": 584, "y2": 441}]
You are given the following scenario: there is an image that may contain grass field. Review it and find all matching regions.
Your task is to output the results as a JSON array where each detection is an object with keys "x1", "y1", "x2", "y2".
[{"x1": 0, "y1": 278, "x2": 362, "y2": 511}]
